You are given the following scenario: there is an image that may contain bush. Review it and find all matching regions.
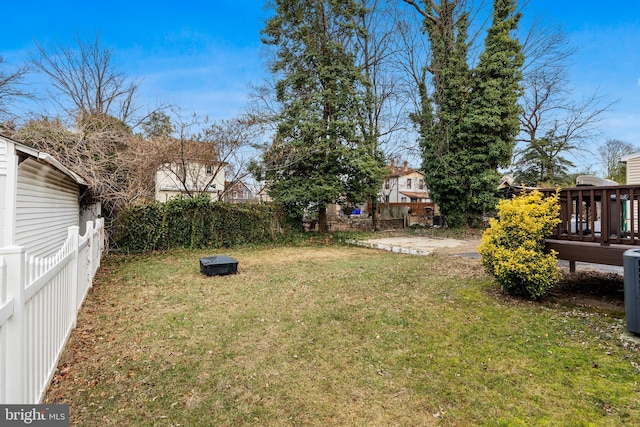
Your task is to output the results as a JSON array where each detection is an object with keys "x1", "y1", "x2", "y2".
[
  {"x1": 478, "y1": 190, "x2": 561, "y2": 299},
  {"x1": 112, "y1": 196, "x2": 290, "y2": 253}
]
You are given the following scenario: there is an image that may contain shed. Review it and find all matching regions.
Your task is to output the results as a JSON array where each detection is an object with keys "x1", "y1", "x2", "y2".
[{"x1": 0, "y1": 134, "x2": 90, "y2": 258}]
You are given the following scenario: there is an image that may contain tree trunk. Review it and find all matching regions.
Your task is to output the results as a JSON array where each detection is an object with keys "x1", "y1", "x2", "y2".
[
  {"x1": 371, "y1": 197, "x2": 380, "y2": 231},
  {"x1": 318, "y1": 206, "x2": 328, "y2": 233}
]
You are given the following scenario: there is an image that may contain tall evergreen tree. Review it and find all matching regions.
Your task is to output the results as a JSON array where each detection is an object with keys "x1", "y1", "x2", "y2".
[
  {"x1": 261, "y1": 0, "x2": 381, "y2": 231},
  {"x1": 406, "y1": 0, "x2": 523, "y2": 227},
  {"x1": 409, "y1": 0, "x2": 472, "y2": 227},
  {"x1": 463, "y1": 0, "x2": 524, "y2": 225}
]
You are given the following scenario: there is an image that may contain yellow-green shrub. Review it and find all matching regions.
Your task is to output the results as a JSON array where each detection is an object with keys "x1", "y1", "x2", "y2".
[{"x1": 478, "y1": 190, "x2": 561, "y2": 299}]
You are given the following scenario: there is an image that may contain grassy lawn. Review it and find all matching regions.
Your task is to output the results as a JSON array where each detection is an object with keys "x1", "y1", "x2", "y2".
[{"x1": 44, "y1": 242, "x2": 640, "y2": 426}]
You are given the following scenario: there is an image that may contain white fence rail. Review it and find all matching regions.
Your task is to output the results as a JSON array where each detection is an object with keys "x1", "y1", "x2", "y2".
[{"x1": 0, "y1": 218, "x2": 104, "y2": 404}]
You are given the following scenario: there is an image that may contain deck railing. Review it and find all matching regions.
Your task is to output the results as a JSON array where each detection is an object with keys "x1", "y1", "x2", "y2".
[
  {"x1": 539, "y1": 186, "x2": 640, "y2": 268},
  {"x1": 540, "y1": 186, "x2": 640, "y2": 246}
]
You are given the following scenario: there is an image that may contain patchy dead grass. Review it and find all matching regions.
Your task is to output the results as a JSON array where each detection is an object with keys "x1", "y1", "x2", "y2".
[{"x1": 44, "y1": 243, "x2": 640, "y2": 426}]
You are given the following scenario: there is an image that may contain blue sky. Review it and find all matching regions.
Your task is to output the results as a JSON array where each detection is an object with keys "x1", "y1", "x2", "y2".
[
  {"x1": 1, "y1": 1, "x2": 639, "y2": 172},
  {"x1": 519, "y1": 1, "x2": 640, "y2": 148},
  {"x1": 2, "y1": 1, "x2": 269, "y2": 120}
]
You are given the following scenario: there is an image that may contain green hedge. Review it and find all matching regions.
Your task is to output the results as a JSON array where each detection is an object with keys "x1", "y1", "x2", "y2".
[{"x1": 113, "y1": 196, "x2": 287, "y2": 253}]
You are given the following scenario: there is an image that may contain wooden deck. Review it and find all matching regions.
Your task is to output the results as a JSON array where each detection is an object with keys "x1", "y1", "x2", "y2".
[{"x1": 540, "y1": 186, "x2": 640, "y2": 270}]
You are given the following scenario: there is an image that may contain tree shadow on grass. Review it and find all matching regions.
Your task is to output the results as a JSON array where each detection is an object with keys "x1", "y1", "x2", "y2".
[{"x1": 545, "y1": 270, "x2": 625, "y2": 317}]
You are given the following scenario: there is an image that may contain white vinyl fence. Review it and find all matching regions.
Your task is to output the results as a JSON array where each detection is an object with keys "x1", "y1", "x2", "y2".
[{"x1": 0, "y1": 219, "x2": 104, "y2": 404}]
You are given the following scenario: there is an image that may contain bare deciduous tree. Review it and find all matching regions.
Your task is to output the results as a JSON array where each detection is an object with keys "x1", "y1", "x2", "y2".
[
  {"x1": 30, "y1": 35, "x2": 139, "y2": 124},
  {"x1": 355, "y1": 0, "x2": 408, "y2": 150},
  {"x1": 597, "y1": 138, "x2": 636, "y2": 183},
  {"x1": 137, "y1": 111, "x2": 262, "y2": 201},
  {"x1": 17, "y1": 116, "x2": 135, "y2": 199},
  {"x1": 0, "y1": 57, "x2": 32, "y2": 119},
  {"x1": 10, "y1": 114, "x2": 145, "y2": 237},
  {"x1": 516, "y1": 16, "x2": 614, "y2": 174}
]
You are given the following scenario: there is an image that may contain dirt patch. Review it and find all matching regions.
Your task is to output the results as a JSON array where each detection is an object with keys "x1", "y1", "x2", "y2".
[{"x1": 546, "y1": 270, "x2": 625, "y2": 315}]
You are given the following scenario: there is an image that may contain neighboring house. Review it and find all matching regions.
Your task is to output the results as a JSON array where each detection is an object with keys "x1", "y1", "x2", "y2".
[
  {"x1": 257, "y1": 186, "x2": 271, "y2": 203},
  {"x1": 224, "y1": 180, "x2": 255, "y2": 203},
  {"x1": 0, "y1": 134, "x2": 92, "y2": 258},
  {"x1": 621, "y1": 152, "x2": 640, "y2": 184},
  {"x1": 155, "y1": 161, "x2": 226, "y2": 202},
  {"x1": 380, "y1": 160, "x2": 431, "y2": 203}
]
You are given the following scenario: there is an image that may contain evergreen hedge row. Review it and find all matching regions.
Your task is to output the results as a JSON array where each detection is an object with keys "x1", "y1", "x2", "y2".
[{"x1": 113, "y1": 196, "x2": 287, "y2": 253}]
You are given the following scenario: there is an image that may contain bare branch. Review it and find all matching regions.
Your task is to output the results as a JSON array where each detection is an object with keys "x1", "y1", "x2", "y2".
[
  {"x1": 136, "y1": 111, "x2": 262, "y2": 200},
  {"x1": 0, "y1": 57, "x2": 33, "y2": 119},
  {"x1": 516, "y1": 13, "x2": 614, "y2": 175},
  {"x1": 401, "y1": 0, "x2": 438, "y2": 24},
  {"x1": 30, "y1": 34, "x2": 139, "y2": 124}
]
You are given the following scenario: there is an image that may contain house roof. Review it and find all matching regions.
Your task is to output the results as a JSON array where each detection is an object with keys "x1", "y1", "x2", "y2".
[
  {"x1": 225, "y1": 180, "x2": 250, "y2": 191},
  {"x1": 387, "y1": 162, "x2": 424, "y2": 178},
  {"x1": 400, "y1": 191, "x2": 430, "y2": 199},
  {"x1": 0, "y1": 134, "x2": 87, "y2": 186},
  {"x1": 497, "y1": 174, "x2": 516, "y2": 190}
]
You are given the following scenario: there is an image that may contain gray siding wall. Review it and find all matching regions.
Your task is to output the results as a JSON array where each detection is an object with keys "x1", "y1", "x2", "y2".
[
  {"x1": 15, "y1": 158, "x2": 79, "y2": 258},
  {"x1": 628, "y1": 157, "x2": 640, "y2": 185}
]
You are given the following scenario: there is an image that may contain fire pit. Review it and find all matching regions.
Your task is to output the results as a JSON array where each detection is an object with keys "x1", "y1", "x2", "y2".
[{"x1": 199, "y1": 255, "x2": 239, "y2": 276}]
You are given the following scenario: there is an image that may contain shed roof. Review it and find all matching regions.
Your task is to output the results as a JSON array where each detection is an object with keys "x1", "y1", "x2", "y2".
[{"x1": 0, "y1": 133, "x2": 87, "y2": 186}]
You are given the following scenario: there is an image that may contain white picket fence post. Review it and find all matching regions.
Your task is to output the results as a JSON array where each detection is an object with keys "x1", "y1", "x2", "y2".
[
  {"x1": 68, "y1": 226, "x2": 79, "y2": 330},
  {"x1": 0, "y1": 246, "x2": 27, "y2": 404},
  {"x1": 86, "y1": 220, "x2": 94, "y2": 292}
]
